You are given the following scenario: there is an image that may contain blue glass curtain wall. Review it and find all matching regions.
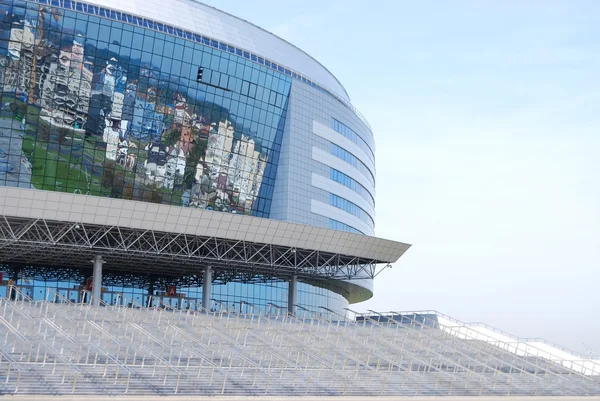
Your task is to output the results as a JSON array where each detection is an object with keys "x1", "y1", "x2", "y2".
[
  {"x1": 0, "y1": 275, "x2": 349, "y2": 314},
  {"x1": 0, "y1": 0, "x2": 292, "y2": 217}
]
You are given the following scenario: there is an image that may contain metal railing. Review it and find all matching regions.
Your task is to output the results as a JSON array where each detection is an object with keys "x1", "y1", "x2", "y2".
[
  {"x1": 0, "y1": 287, "x2": 598, "y2": 396},
  {"x1": 395, "y1": 309, "x2": 599, "y2": 359}
]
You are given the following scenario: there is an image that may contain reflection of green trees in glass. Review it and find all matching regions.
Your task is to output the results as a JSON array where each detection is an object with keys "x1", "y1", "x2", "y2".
[
  {"x1": 162, "y1": 126, "x2": 181, "y2": 148},
  {"x1": 144, "y1": 184, "x2": 162, "y2": 204},
  {"x1": 2, "y1": 1, "x2": 288, "y2": 217},
  {"x1": 38, "y1": 123, "x2": 51, "y2": 142},
  {"x1": 9, "y1": 102, "x2": 27, "y2": 119},
  {"x1": 123, "y1": 183, "x2": 134, "y2": 200},
  {"x1": 101, "y1": 160, "x2": 116, "y2": 190},
  {"x1": 183, "y1": 138, "x2": 208, "y2": 188},
  {"x1": 21, "y1": 122, "x2": 94, "y2": 194},
  {"x1": 55, "y1": 127, "x2": 70, "y2": 155}
]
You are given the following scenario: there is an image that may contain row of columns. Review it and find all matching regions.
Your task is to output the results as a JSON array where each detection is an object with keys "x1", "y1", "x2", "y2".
[{"x1": 89, "y1": 256, "x2": 298, "y2": 313}]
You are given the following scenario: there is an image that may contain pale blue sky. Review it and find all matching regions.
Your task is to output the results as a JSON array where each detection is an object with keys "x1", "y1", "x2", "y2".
[{"x1": 203, "y1": 0, "x2": 600, "y2": 352}]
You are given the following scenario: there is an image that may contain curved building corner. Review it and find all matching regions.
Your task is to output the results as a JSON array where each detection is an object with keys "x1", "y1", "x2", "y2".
[{"x1": 0, "y1": 0, "x2": 404, "y2": 315}]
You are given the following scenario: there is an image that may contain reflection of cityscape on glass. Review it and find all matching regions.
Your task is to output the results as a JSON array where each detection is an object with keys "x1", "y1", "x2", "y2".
[{"x1": 0, "y1": 1, "x2": 290, "y2": 217}]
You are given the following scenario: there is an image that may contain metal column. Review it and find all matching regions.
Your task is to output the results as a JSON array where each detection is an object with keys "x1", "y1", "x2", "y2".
[
  {"x1": 92, "y1": 255, "x2": 103, "y2": 307},
  {"x1": 9, "y1": 266, "x2": 20, "y2": 301},
  {"x1": 202, "y1": 266, "x2": 212, "y2": 311},
  {"x1": 288, "y1": 274, "x2": 297, "y2": 314},
  {"x1": 147, "y1": 275, "x2": 156, "y2": 307}
]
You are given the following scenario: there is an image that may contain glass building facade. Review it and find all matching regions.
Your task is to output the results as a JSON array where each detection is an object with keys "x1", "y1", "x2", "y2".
[
  {"x1": 0, "y1": 0, "x2": 377, "y2": 314},
  {"x1": 0, "y1": 276, "x2": 349, "y2": 315},
  {"x1": 0, "y1": 0, "x2": 292, "y2": 217}
]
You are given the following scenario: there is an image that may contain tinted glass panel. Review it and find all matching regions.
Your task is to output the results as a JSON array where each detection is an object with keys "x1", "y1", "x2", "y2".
[
  {"x1": 329, "y1": 193, "x2": 374, "y2": 226},
  {"x1": 330, "y1": 168, "x2": 374, "y2": 207},
  {"x1": 330, "y1": 143, "x2": 375, "y2": 185},
  {"x1": 332, "y1": 118, "x2": 374, "y2": 162},
  {"x1": 0, "y1": 0, "x2": 291, "y2": 218}
]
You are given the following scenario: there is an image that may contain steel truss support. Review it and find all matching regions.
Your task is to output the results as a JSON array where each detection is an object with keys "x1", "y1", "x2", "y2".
[{"x1": 0, "y1": 216, "x2": 388, "y2": 282}]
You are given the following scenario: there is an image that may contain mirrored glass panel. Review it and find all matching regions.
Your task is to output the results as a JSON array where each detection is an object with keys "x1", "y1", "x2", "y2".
[{"x1": 0, "y1": 0, "x2": 291, "y2": 218}]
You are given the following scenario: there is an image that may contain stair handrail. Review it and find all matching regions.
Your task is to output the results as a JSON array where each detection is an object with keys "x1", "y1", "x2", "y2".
[
  {"x1": 393, "y1": 312, "x2": 588, "y2": 386},
  {"x1": 391, "y1": 309, "x2": 468, "y2": 326},
  {"x1": 394, "y1": 309, "x2": 599, "y2": 361},
  {"x1": 518, "y1": 337, "x2": 600, "y2": 360},
  {"x1": 347, "y1": 309, "x2": 501, "y2": 385},
  {"x1": 7, "y1": 285, "x2": 35, "y2": 303},
  {"x1": 436, "y1": 321, "x2": 600, "y2": 377}
]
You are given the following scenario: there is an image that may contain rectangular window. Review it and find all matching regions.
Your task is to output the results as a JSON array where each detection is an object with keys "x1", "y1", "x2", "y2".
[
  {"x1": 331, "y1": 118, "x2": 375, "y2": 162},
  {"x1": 329, "y1": 168, "x2": 374, "y2": 206},
  {"x1": 329, "y1": 143, "x2": 375, "y2": 186},
  {"x1": 329, "y1": 219, "x2": 363, "y2": 234},
  {"x1": 329, "y1": 194, "x2": 374, "y2": 227}
]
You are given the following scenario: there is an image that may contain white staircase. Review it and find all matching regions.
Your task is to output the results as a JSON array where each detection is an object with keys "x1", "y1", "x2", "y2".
[{"x1": 0, "y1": 287, "x2": 598, "y2": 396}]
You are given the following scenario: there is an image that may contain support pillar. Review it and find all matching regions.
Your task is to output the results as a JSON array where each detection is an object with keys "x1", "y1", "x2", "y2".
[
  {"x1": 202, "y1": 266, "x2": 212, "y2": 311},
  {"x1": 147, "y1": 275, "x2": 156, "y2": 307},
  {"x1": 9, "y1": 266, "x2": 20, "y2": 301},
  {"x1": 287, "y1": 274, "x2": 297, "y2": 315},
  {"x1": 92, "y1": 255, "x2": 103, "y2": 307}
]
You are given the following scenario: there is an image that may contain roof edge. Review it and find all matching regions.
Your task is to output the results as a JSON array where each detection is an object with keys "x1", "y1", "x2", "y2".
[
  {"x1": 188, "y1": 0, "x2": 351, "y2": 102},
  {"x1": 0, "y1": 187, "x2": 410, "y2": 263}
]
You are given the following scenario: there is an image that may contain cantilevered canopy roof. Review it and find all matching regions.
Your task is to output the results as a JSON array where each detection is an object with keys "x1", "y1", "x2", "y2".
[{"x1": 0, "y1": 188, "x2": 410, "y2": 282}]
